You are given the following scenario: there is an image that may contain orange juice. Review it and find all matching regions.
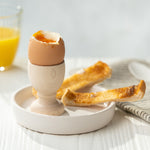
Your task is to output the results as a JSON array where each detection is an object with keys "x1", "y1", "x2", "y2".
[{"x1": 0, "y1": 27, "x2": 20, "y2": 68}]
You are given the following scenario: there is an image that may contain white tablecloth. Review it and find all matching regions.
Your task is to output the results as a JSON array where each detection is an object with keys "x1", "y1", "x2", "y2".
[{"x1": 0, "y1": 57, "x2": 150, "y2": 150}]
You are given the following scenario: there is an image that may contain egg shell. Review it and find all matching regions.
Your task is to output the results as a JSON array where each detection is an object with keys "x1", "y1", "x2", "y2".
[{"x1": 28, "y1": 34, "x2": 65, "y2": 66}]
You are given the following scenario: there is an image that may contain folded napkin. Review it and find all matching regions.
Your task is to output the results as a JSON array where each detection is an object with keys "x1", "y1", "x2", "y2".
[{"x1": 100, "y1": 59, "x2": 150, "y2": 123}]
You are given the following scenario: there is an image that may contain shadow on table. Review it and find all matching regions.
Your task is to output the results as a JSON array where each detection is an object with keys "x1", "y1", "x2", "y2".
[
  {"x1": 21, "y1": 108, "x2": 150, "y2": 150},
  {"x1": 0, "y1": 64, "x2": 29, "y2": 105}
]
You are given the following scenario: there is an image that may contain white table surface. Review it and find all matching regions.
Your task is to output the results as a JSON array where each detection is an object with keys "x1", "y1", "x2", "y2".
[{"x1": 0, "y1": 57, "x2": 150, "y2": 150}]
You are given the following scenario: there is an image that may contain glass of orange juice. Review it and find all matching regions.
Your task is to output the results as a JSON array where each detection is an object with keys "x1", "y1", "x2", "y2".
[{"x1": 0, "y1": 4, "x2": 22, "y2": 71}]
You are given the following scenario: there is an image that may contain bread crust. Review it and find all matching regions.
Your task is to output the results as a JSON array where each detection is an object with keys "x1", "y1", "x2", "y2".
[{"x1": 61, "y1": 80, "x2": 146, "y2": 106}]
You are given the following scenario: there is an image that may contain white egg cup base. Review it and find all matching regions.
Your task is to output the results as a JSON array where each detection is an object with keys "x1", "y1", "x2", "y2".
[{"x1": 12, "y1": 85, "x2": 115, "y2": 135}]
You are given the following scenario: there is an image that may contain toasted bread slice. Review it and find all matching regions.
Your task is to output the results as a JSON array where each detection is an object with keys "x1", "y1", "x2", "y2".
[
  {"x1": 32, "y1": 61, "x2": 112, "y2": 100},
  {"x1": 62, "y1": 80, "x2": 146, "y2": 106}
]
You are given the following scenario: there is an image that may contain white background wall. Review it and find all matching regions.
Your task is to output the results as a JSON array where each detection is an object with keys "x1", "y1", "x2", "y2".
[{"x1": 2, "y1": 0, "x2": 150, "y2": 58}]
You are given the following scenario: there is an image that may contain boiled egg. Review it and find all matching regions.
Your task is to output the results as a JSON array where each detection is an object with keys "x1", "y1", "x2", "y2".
[{"x1": 28, "y1": 30, "x2": 65, "y2": 66}]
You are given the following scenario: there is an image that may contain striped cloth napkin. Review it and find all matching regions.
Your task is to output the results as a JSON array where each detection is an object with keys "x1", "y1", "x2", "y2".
[{"x1": 100, "y1": 59, "x2": 150, "y2": 123}]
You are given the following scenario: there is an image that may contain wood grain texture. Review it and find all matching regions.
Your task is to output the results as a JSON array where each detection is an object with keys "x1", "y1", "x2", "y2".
[{"x1": 0, "y1": 58, "x2": 150, "y2": 150}]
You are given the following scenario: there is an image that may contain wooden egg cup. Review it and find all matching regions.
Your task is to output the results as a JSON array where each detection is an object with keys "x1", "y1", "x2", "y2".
[{"x1": 28, "y1": 61, "x2": 65, "y2": 115}]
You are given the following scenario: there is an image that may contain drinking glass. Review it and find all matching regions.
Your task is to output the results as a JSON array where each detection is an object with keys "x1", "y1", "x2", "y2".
[{"x1": 0, "y1": 3, "x2": 22, "y2": 71}]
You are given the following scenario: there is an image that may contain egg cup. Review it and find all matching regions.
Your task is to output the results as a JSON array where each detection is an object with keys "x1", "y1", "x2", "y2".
[{"x1": 28, "y1": 61, "x2": 65, "y2": 115}]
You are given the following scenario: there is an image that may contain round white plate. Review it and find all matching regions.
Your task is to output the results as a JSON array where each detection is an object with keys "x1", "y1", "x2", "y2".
[{"x1": 12, "y1": 85, "x2": 115, "y2": 134}]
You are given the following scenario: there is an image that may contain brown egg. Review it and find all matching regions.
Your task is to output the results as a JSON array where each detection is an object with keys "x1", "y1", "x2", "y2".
[{"x1": 28, "y1": 30, "x2": 65, "y2": 66}]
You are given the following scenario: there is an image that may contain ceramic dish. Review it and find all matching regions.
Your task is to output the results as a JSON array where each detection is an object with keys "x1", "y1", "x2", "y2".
[{"x1": 12, "y1": 85, "x2": 115, "y2": 134}]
